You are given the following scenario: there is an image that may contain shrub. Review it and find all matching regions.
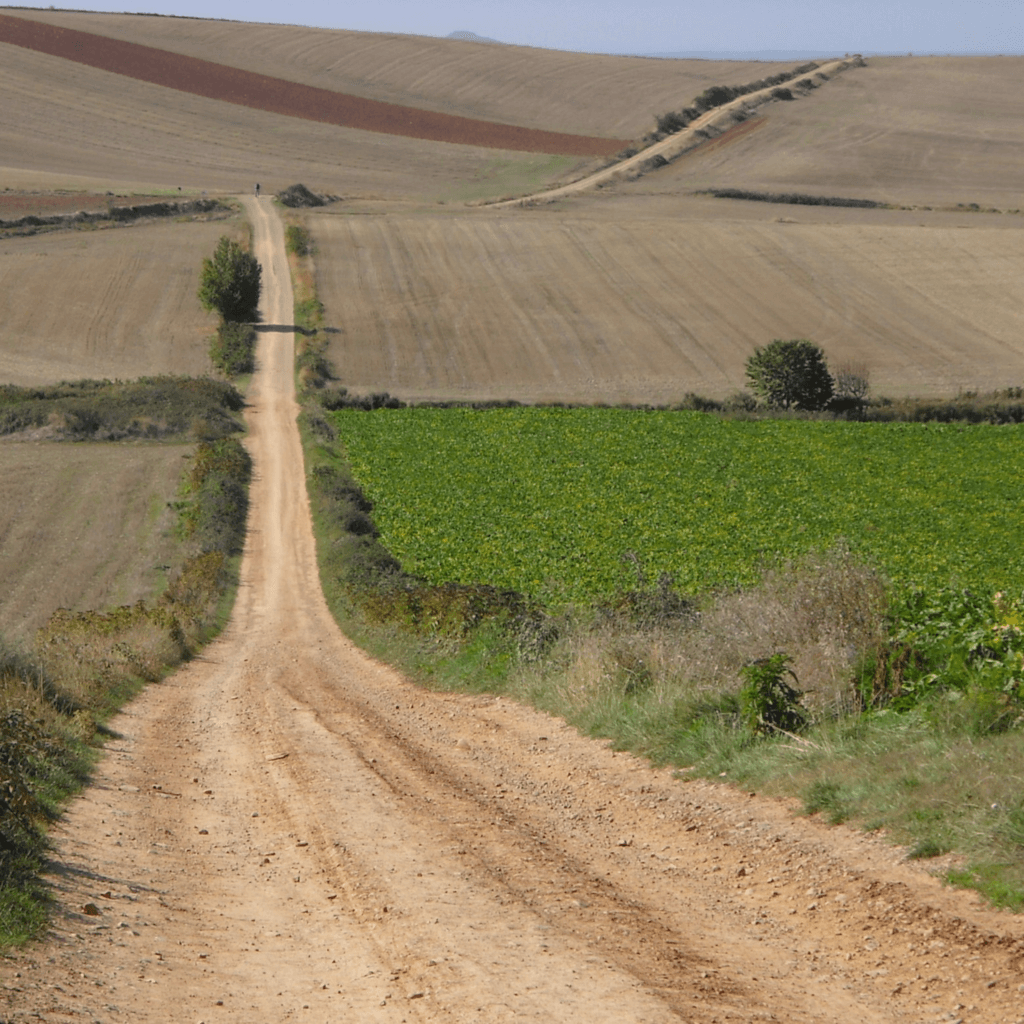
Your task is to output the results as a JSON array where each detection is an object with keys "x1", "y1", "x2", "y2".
[
  {"x1": 209, "y1": 321, "x2": 256, "y2": 377},
  {"x1": 739, "y1": 653, "x2": 807, "y2": 736},
  {"x1": 198, "y1": 236, "x2": 261, "y2": 323},
  {"x1": 285, "y1": 224, "x2": 312, "y2": 257},
  {"x1": 745, "y1": 339, "x2": 834, "y2": 410}
]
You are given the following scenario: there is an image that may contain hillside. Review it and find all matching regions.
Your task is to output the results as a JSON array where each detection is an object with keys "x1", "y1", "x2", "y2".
[
  {"x1": 7, "y1": 8, "x2": 797, "y2": 138},
  {"x1": 611, "y1": 56, "x2": 1024, "y2": 207}
]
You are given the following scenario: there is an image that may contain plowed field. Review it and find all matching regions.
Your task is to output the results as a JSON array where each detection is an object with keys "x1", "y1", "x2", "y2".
[
  {"x1": 0, "y1": 441, "x2": 185, "y2": 641},
  {"x1": 310, "y1": 208, "x2": 1024, "y2": 402},
  {"x1": 0, "y1": 217, "x2": 233, "y2": 385},
  {"x1": 11, "y1": 8, "x2": 795, "y2": 139},
  {"x1": 0, "y1": 13, "x2": 626, "y2": 156}
]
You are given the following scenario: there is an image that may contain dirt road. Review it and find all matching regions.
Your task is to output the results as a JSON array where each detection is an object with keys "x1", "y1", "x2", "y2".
[
  {"x1": 4, "y1": 197, "x2": 1023, "y2": 1024},
  {"x1": 488, "y1": 58, "x2": 857, "y2": 208}
]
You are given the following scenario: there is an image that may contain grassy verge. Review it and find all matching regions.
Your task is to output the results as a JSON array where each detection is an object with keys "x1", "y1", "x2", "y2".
[
  {"x1": 289, "y1": 248, "x2": 1024, "y2": 914},
  {"x1": 0, "y1": 431, "x2": 250, "y2": 945}
]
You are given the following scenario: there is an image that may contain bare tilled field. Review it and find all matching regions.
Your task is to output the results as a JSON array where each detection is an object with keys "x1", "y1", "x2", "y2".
[
  {"x1": 0, "y1": 217, "x2": 234, "y2": 385},
  {"x1": 615, "y1": 56, "x2": 1024, "y2": 208},
  {"x1": 12, "y1": 8, "x2": 798, "y2": 139},
  {"x1": 309, "y1": 206, "x2": 1024, "y2": 402},
  {"x1": 0, "y1": 441, "x2": 185, "y2": 641},
  {"x1": 0, "y1": 34, "x2": 586, "y2": 200}
]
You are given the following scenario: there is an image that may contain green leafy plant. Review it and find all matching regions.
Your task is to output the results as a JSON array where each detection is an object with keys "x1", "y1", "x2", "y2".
[
  {"x1": 209, "y1": 321, "x2": 256, "y2": 377},
  {"x1": 198, "y1": 236, "x2": 261, "y2": 323},
  {"x1": 739, "y1": 653, "x2": 806, "y2": 736}
]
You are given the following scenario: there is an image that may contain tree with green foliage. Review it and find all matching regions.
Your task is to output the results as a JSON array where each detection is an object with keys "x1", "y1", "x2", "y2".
[
  {"x1": 198, "y1": 236, "x2": 261, "y2": 323},
  {"x1": 745, "y1": 339, "x2": 834, "y2": 411}
]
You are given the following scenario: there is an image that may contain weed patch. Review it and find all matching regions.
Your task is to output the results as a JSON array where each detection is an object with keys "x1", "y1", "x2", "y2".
[{"x1": 0, "y1": 377, "x2": 244, "y2": 442}]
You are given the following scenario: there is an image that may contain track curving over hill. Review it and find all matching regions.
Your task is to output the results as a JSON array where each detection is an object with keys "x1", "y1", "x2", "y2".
[{"x1": 0, "y1": 12, "x2": 627, "y2": 156}]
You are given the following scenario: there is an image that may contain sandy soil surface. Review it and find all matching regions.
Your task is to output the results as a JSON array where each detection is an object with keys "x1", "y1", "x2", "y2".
[
  {"x1": 0, "y1": 441, "x2": 185, "y2": 642},
  {"x1": 309, "y1": 205, "x2": 1024, "y2": 403},
  {"x1": 4, "y1": 197, "x2": 1023, "y2": 1024}
]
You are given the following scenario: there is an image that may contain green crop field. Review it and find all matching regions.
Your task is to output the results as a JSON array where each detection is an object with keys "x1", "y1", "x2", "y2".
[{"x1": 331, "y1": 408, "x2": 1024, "y2": 605}]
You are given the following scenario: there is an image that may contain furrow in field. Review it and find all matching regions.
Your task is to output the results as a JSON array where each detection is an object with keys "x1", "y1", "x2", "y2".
[
  {"x1": 311, "y1": 212, "x2": 1024, "y2": 403},
  {"x1": 0, "y1": 220, "x2": 227, "y2": 385},
  {"x1": 0, "y1": 13, "x2": 626, "y2": 156}
]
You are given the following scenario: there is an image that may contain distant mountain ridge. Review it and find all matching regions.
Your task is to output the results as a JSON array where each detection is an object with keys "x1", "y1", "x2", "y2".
[{"x1": 447, "y1": 30, "x2": 503, "y2": 44}]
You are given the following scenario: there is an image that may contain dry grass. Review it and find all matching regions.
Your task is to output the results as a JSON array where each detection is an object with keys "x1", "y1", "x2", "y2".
[
  {"x1": 0, "y1": 442, "x2": 186, "y2": 642},
  {"x1": 309, "y1": 206, "x2": 1024, "y2": 402},
  {"x1": 555, "y1": 548, "x2": 886, "y2": 726}
]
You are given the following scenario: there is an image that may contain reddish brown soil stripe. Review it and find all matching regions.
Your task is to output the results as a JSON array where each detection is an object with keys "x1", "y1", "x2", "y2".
[{"x1": 0, "y1": 13, "x2": 628, "y2": 156}]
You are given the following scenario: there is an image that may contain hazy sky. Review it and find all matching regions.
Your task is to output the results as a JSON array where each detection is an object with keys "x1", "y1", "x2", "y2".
[{"x1": 6, "y1": 1, "x2": 1023, "y2": 55}]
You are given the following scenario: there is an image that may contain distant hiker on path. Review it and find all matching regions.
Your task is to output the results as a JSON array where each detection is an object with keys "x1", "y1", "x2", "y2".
[{"x1": 254, "y1": 183, "x2": 261, "y2": 198}]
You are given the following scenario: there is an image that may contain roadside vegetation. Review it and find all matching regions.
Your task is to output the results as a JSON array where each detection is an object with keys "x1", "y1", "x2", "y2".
[
  {"x1": 199, "y1": 235, "x2": 261, "y2": 377},
  {"x1": 0, "y1": 376, "x2": 244, "y2": 440},
  {"x1": 288, "y1": 236, "x2": 1024, "y2": 911},
  {"x1": 0, "y1": 380, "x2": 249, "y2": 944}
]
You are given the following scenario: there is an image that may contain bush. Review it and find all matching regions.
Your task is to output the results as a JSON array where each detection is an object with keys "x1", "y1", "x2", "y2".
[
  {"x1": 285, "y1": 224, "x2": 312, "y2": 257},
  {"x1": 209, "y1": 321, "x2": 256, "y2": 377},
  {"x1": 198, "y1": 236, "x2": 261, "y2": 323},
  {"x1": 746, "y1": 339, "x2": 834, "y2": 411},
  {"x1": 739, "y1": 653, "x2": 807, "y2": 736}
]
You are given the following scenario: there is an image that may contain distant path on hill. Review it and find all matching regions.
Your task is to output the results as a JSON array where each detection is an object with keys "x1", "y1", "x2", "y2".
[
  {"x1": 488, "y1": 57, "x2": 861, "y2": 205},
  {"x1": 0, "y1": 12, "x2": 626, "y2": 156},
  {"x1": 3, "y1": 195, "x2": 1023, "y2": 1024}
]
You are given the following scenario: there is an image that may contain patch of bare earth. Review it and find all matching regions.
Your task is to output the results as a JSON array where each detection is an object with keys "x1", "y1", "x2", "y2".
[{"x1": 3, "y1": 199, "x2": 1022, "y2": 1024}]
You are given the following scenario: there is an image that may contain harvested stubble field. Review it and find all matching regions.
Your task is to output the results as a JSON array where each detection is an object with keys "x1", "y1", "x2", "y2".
[
  {"x1": 308, "y1": 206, "x2": 1024, "y2": 402},
  {"x1": 612, "y1": 56, "x2": 1024, "y2": 209},
  {"x1": 9, "y1": 8, "x2": 791, "y2": 139},
  {"x1": 0, "y1": 440, "x2": 185, "y2": 641},
  {"x1": 0, "y1": 216, "x2": 235, "y2": 385}
]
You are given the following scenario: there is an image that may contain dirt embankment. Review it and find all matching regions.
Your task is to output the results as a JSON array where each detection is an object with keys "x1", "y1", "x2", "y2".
[
  {"x1": 0, "y1": 13, "x2": 627, "y2": 156},
  {"x1": 2, "y1": 197, "x2": 1023, "y2": 1024}
]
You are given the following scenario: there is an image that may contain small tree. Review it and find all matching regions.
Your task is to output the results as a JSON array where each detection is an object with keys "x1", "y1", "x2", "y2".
[
  {"x1": 198, "y1": 236, "x2": 261, "y2": 323},
  {"x1": 745, "y1": 339, "x2": 834, "y2": 411},
  {"x1": 833, "y1": 360, "x2": 870, "y2": 402}
]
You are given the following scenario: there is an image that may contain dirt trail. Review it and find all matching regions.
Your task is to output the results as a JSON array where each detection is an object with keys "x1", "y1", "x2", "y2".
[
  {"x1": 4, "y1": 197, "x2": 1024, "y2": 1024},
  {"x1": 488, "y1": 58, "x2": 858, "y2": 207}
]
